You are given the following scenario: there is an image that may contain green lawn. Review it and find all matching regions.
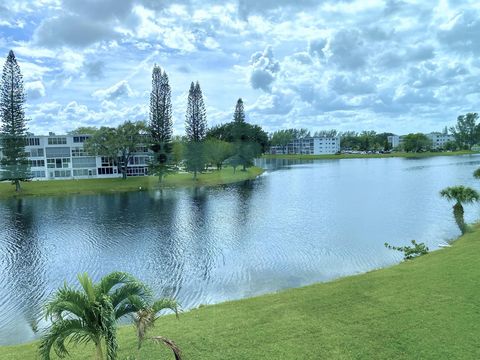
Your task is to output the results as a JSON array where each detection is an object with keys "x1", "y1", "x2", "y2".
[
  {"x1": 2, "y1": 225, "x2": 480, "y2": 359},
  {"x1": 0, "y1": 166, "x2": 263, "y2": 199},
  {"x1": 263, "y1": 150, "x2": 478, "y2": 160}
]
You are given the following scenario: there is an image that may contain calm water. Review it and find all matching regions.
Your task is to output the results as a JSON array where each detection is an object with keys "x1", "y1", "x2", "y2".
[{"x1": 1, "y1": 155, "x2": 480, "y2": 345}]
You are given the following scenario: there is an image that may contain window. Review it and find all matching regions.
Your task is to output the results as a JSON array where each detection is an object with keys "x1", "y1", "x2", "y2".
[
  {"x1": 71, "y1": 147, "x2": 88, "y2": 157},
  {"x1": 48, "y1": 137, "x2": 67, "y2": 145},
  {"x1": 73, "y1": 136, "x2": 90, "y2": 143},
  {"x1": 29, "y1": 148, "x2": 44, "y2": 157},
  {"x1": 29, "y1": 159, "x2": 45, "y2": 167},
  {"x1": 101, "y1": 157, "x2": 114, "y2": 166},
  {"x1": 54, "y1": 170, "x2": 71, "y2": 178},
  {"x1": 98, "y1": 167, "x2": 114, "y2": 175},
  {"x1": 47, "y1": 158, "x2": 70, "y2": 169},
  {"x1": 73, "y1": 169, "x2": 96, "y2": 176},
  {"x1": 72, "y1": 157, "x2": 96, "y2": 168},
  {"x1": 26, "y1": 138, "x2": 40, "y2": 146},
  {"x1": 127, "y1": 167, "x2": 148, "y2": 176},
  {"x1": 32, "y1": 170, "x2": 46, "y2": 178}
]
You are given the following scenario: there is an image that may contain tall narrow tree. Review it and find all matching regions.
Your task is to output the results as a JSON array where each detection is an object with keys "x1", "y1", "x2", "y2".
[
  {"x1": 0, "y1": 50, "x2": 30, "y2": 191},
  {"x1": 149, "y1": 65, "x2": 174, "y2": 182},
  {"x1": 184, "y1": 81, "x2": 207, "y2": 178}
]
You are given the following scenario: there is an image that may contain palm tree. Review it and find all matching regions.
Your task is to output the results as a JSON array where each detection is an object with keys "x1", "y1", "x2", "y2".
[
  {"x1": 39, "y1": 272, "x2": 157, "y2": 360},
  {"x1": 133, "y1": 298, "x2": 179, "y2": 349},
  {"x1": 440, "y1": 186, "x2": 480, "y2": 234}
]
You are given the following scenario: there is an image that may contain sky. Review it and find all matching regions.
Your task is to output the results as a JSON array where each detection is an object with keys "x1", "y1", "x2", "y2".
[{"x1": 0, "y1": 0, "x2": 479, "y2": 136}]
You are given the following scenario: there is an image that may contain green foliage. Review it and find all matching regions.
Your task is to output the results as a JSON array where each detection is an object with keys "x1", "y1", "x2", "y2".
[
  {"x1": 207, "y1": 123, "x2": 268, "y2": 153},
  {"x1": 338, "y1": 131, "x2": 394, "y2": 152},
  {"x1": 39, "y1": 272, "x2": 177, "y2": 360},
  {"x1": 449, "y1": 113, "x2": 480, "y2": 150},
  {"x1": 185, "y1": 82, "x2": 207, "y2": 142},
  {"x1": 440, "y1": 185, "x2": 480, "y2": 205},
  {"x1": 0, "y1": 50, "x2": 31, "y2": 191},
  {"x1": 473, "y1": 168, "x2": 480, "y2": 179},
  {"x1": 269, "y1": 128, "x2": 311, "y2": 147},
  {"x1": 401, "y1": 133, "x2": 432, "y2": 152},
  {"x1": 442, "y1": 140, "x2": 458, "y2": 151},
  {"x1": 84, "y1": 122, "x2": 147, "y2": 180},
  {"x1": 233, "y1": 98, "x2": 245, "y2": 123},
  {"x1": 184, "y1": 142, "x2": 207, "y2": 179},
  {"x1": 149, "y1": 65, "x2": 175, "y2": 182},
  {"x1": 67, "y1": 126, "x2": 98, "y2": 135},
  {"x1": 384, "y1": 240, "x2": 429, "y2": 260},
  {"x1": 204, "y1": 139, "x2": 233, "y2": 170}
]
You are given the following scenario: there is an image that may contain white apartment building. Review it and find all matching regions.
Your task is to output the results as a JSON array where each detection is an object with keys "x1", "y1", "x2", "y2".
[
  {"x1": 388, "y1": 133, "x2": 455, "y2": 150},
  {"x1": 269, "y1": 136, "x2": 341, "y2": 155},
  {"x1": 426, "y1": 132, "x2": 455, "y2": 149},
  {"x1": 14, "y1": 133, "x2": 151, "y2": 180}
]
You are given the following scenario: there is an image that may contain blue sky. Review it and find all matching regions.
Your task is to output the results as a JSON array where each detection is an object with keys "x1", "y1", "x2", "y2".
[{"x1": 0, "y1": 0, "x2": 479, "y2": 135}]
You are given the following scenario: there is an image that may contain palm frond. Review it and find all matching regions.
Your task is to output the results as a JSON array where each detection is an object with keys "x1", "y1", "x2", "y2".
[
  {"x1": 152, "y1": 299, "x2": 179, "y2": 319},
  {"x1": 38, "y1": 319, "x2": 94, "y2": 360},
  {"x1": 44, "y1": 286, "x2": 90, "y2": 320},
  {"x1": 77, "y1": 273, "x2": 96, "y2": 302},
  {"x1": 94, "y1": 271, "x2": 135, "y2": 297},
  {"x1": 110, "y1": 281, "x2": 152, "y2": 309},
  {"x1": 149, "y1": 336, "x2": 182, "y2": 360}
]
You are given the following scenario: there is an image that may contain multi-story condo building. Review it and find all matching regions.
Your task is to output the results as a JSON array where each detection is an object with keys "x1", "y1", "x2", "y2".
[
  {"x1": 426, "y1": 132, "x2": 455, "y2": 149},
  {"x1": 4, "y1": 133, "x2": 152, "y2": 180},
  {"x1": 388, "y1": 133, "x2": 454, "y2": 150},
  {"x1": 269, "y1": 136, "x2": 340, "y2": 155}
]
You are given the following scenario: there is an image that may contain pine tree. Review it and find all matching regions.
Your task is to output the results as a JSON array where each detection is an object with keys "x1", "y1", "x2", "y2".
[
  {"x1": 184, "y1": 81, "x2": 207, "y2": 178},
  {"x1": 233, "y1": 98, "x2": 245, "y2": 123},
  {"x1": 0, "y1": 50, "x2": 30, "y2": 191},
  {"x1": 148, "y1": 65, "x2": 174, "y2": 182},
  {"x1": 185, "y1": 81, "x2": 207, "y2": 142}
]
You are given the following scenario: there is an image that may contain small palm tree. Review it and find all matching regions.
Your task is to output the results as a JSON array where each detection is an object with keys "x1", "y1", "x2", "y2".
[
  {"x1": 440, "y1": 185, "x2": 480, "y2": 233},
  {"x1": 133, "y1": 298, "x2": 180, "y2": 358},
  {"x1": 38, "y1": 272, "x2": 168, "y2": 360}
]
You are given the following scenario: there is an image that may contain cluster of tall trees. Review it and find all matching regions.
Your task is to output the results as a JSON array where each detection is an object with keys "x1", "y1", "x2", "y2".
[{"x1": 82, "y1": 65, "x2": 267, "y2": 182}]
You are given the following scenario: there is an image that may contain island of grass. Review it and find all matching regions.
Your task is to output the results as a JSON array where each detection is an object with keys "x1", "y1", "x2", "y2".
[
  {"x1": 0, "y1": 166, "x2": 264, "y2": 199},
  {"x1": 263, "y1": 149, "x2": 479, "y2": 160},
  {"x1": 2, "y1": 224, "x2": 479, "y2": 359}
]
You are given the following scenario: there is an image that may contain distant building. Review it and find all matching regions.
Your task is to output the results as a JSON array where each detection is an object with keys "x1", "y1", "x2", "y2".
[
  {"x1": 388, "y1": 133, "x2": 455, "y2": 150},
  {"x1": 1, "y1": 134, "x2": 151, "y2": 180},
  {"x1": 387, "y1": 135, "x2": 400, "y2": 148},
  {"x1": 269, "y1": 136, "x2": 340, "y2": 155},
  {"x1": 426, "y1": 132, "x2": 455, "y2": 149}
]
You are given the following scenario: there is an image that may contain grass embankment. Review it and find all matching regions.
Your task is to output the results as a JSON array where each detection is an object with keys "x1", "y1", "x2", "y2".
[
  {"x1": 2, "y1": 226, "x2": 480, "y2": 359},
  {"x1": 263, "y1": 150, "x2": 478, "y2": 160},
  {"x1": 0, "y1": 166, "x2": 263, "y2": 199}
]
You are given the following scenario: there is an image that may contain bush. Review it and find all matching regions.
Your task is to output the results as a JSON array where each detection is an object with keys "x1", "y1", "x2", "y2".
[{"x1": 384, "y1": 240, "x2": 429, "y2": 260}]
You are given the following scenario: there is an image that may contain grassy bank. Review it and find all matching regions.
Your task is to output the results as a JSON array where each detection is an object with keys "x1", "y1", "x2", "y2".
[
  {"x1": 263, "y1": 150, "x2": 478, "y2": 160},
  {"x1": 0, "y1": 166, "x2": 264, "y2": 199},
  {"x1": 2, "y1": 225, "x2": 480, "y2": 359}
]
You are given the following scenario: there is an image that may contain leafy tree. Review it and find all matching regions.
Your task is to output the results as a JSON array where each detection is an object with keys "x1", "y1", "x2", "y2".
[
  {"x1": 205, "y1": 139, "x2": 233, "y2": 170},
  {"x1": 0, "y1": 50, "x2": 30, "y2": 191},
  {"x1": 184, "y1": 81, "x2": 207, "y2": 179},
  {"x1": 440, "y1": 185, "x2": 480, "y2": 234},
  {"x1": 67, "y1": 126, "x2": 98, "y2": 135},
  {"x1": 149, "y1": 65, "x2": 174, "y2": 182},
  {"x1": 474, "y1": 168, "x2": 480, "y2": 179},
  {"x1": 313, "y1": 129, "x2": 338, "y2": 138},
  {"x1": 39, "y1": 272, "x2": 173, "y2": 360},
  {"x1": 84, "y1": 122, "x2": 147, "y2": 179},
  {"x1": 401, "y1": 133, "x2": 432, "y2": 152},
  {"x1": 269, "y1": 129, "x2": 295, "y2": 148},
  {"x1": 208, "y1": 123, "x2": 268, "y2": 152},
  {"x1": 449, "y1": 113, "x2": 480, "y2": 150},
  {"x1": 443, "y1": 141, "x2": 458, "y2": 151}
]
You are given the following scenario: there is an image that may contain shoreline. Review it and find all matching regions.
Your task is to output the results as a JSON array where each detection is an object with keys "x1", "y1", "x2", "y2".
[
  {"x1": 0, "y1": 166, "x2": 264, "y2": 200},
  {"x1": 1, "y1": 224, "x2": 477, "y2": 358},
  {"x1": 262, "y1": 150, "x2": 478, "y2": 160}
]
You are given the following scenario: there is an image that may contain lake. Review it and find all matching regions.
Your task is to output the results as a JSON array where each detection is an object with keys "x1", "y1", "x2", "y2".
[{"x1": 1, "y1": 155, "x2": 480, "y2": 345}]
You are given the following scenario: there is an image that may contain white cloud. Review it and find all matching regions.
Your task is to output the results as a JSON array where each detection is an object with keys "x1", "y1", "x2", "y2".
[{"x1": 92, "y1": 80, "x2": 135, "y2": 100}]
